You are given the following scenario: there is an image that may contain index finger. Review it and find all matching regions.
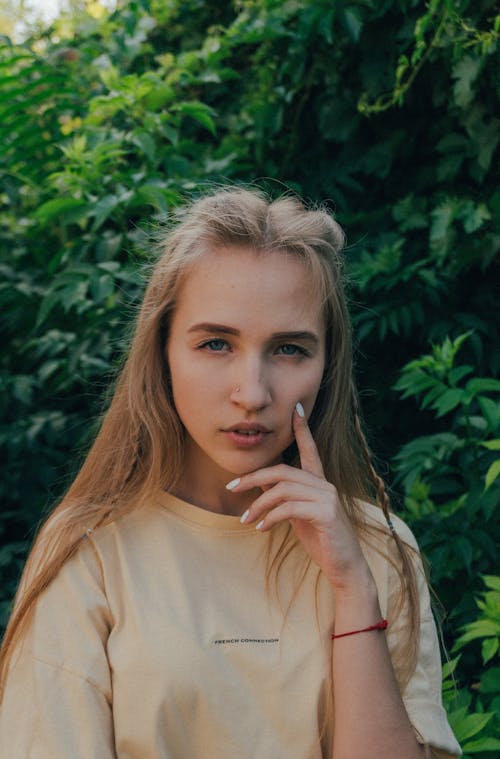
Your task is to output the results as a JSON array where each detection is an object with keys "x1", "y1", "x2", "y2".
[{"x1": 293, "y1": 402, "x2": 325, "y2": 477}]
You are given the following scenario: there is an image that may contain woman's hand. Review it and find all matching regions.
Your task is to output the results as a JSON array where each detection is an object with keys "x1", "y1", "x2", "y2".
[{"x1": 227, "y1": 403, "x2": 375, "y2": 598}]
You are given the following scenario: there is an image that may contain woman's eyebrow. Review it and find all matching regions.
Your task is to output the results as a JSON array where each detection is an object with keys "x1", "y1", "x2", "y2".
[
  {"x1": 272, "y1": 331, "x2": 320, "y2": 346},
  {"x1": 188, "y1": 322, "x2": 239, "y2": 336},
  {"x1": 187, "y1": 322, "x2": 319, "y2": 345}
]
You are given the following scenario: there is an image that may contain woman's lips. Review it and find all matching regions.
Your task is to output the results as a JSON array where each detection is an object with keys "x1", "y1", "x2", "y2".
[{"x1": 223, "y1": 430, "x2": 270, "y2": 447}]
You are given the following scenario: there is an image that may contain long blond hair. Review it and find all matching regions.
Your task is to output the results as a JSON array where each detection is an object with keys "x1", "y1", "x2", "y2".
[{"x1": 0, "y1": 186, "x2": 419, "y2": 696}]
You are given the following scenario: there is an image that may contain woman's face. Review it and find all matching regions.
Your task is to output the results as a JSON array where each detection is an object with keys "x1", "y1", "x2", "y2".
[{"x1": 166, "y1": 245, "x2": 326, "y2": 494}]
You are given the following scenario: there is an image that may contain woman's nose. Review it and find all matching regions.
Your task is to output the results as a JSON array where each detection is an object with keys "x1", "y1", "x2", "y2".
[{"x1": 230, "y1": 360, "x2": 272, "y2": 410}]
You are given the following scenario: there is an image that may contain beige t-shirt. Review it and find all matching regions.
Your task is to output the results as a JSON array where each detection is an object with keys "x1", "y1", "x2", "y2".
[{"x1": 0, "y1": 493, "x2": 461, "y2": 758}]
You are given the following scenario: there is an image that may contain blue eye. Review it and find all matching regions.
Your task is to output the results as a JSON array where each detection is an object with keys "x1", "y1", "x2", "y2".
[
  {"x1": 276, "y1": 344, "x2": 308, "y2": 356},
  {"x1": 201, "y1": 339, "x2": 229, "y2": 352}
]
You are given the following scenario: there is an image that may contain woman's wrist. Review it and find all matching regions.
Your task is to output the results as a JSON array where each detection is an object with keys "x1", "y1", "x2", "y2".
[
  {"x1": 330, "y1": 567, "x2": 382, "y2": 633},
  {"x1": 334, "y1": 592, "x2": 381, "y2": 625},
  {"x1": 327, "y1": 562, "x2": 378, "y2": 603}
]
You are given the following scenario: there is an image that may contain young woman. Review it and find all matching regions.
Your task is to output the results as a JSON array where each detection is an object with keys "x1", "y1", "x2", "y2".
[{"x1": 0, "y1": 188, "x2": 461, "y2": 758}]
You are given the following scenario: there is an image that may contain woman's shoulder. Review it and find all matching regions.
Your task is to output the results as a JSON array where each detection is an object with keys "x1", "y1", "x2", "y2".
[
  {"x1": 356, "y1": 499, "x2": 420, "y2": 550},
  {"x1": 90, "y1": 497, "x2": 165, "y2": 536},
  {"x1": 83, "y1": 499, "x2": 166, "y2": 559}
]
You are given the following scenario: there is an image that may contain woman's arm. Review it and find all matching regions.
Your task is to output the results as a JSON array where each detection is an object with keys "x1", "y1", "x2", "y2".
[
  {"x1": 231, "y1": 404, "x2": 438, "y2": 758},
  {"x1": 0, "y1": 538, "x2": 116, "y2": 758},
  {"x1": 0, "y1": 655, "x2": 116, "y2": 758},
  {"x1": 330, "y1": 572, "x2": 424, "y2": 759}
]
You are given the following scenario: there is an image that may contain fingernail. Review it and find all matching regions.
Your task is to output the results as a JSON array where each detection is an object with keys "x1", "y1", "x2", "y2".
[
  {"x1": 226, "y1": 478, "x2": 240, "y2": 490},
  {"x1": 295, "y1": 402, "x2": 305, "y2": 418},
  {"x1": 255, "y1": 519, "x2": 265, "y2": 530},
  {"x1": 240, "y1": 509, "x2": 249, "y2": 524}
]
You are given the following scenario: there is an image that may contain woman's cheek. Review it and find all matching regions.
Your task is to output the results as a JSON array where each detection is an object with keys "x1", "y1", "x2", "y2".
[{"x1": 296, "y1": 370, "x2": 324, "y2": 408}]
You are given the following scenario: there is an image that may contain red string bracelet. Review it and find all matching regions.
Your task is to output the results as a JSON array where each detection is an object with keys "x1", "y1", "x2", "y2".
[{"x1": 331, "y1": 619, "x2": 388, "y2": 640}]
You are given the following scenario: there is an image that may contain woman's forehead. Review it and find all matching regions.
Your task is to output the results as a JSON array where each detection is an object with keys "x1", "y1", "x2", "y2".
[{"x1": 172, "y1": 246, "x2": 325, "y2": 331}]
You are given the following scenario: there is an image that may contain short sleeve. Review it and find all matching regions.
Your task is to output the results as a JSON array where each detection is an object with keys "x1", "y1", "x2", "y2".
[
  {"x1": 386, "y1": 515, "x2": 462, "y2": 759},
  {"x1": 0, "y1": 537, "x2": 116, "y2": 758}
]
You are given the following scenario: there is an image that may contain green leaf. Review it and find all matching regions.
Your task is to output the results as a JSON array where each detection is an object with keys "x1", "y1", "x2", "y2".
[
  {"x1": 11, "y1": 375, "x2": 35, "y2": 405},
  {"x1": 449, "y1": 365, "x2": 474, "y2": 386},
  {"x1": 432, "y1": 388, "x2": 464, "y2": 417},
  {"x1": 143, "y1": 84, "x2": 174, "y2": 111},
  {"x1": 422, "y1": 383, "x2": 448, "y2": 410},
  {"x1": 461, "y1": 737, "x2": 500, "y2": 752},
  {"x1": 132, "y1": 185, "x2": 180, "y2": 213},
  {"x1": 392, "y1": 195, "x2": 427, "y2": 231},
  {"x1": 91, "y1": 195, "x2": 120, "y2": 232},
  {"x1": 455, "y1": 620, "x2": 500, "y2": 648},
  {"x1": 482, "y1": 439, "x2": 500, "y2": 451},
  {"x1": 59, "y1": 281, "x2": 89, "y2": 312},
  {"x1": 131, "y1": 130, "x2": 157, "y2": 163},
  {"x1": 318, "y1": 8, "x2": 335, "y2": 45},
  {"x1": 464, "y1": 203, "x2": 491, "y2": 234},
  {"x1": 478, "y1": 398, "x2": 500, "y2": 432},
  {"x1": 454, "y1": 537, "x2": 473, "y2": 573},
  {"x1": 38, "y1": 360, "x2": 60, "y2": 382},
  {"x1": 461, "y1": 202, "x2": 491, "y2": 233},
  {"x1": 343, "y1": 8, "x2": 363, "y2": 42},
  {"x1": 90, "y1": 274, "x2": 114, "y2": 302},
  {"x1": 483, "y1": 576, "x2": 500, "y2": 592},
  {"x1": 482, "y1": 636, "x2": 498, "y2": 664},
  {"x1": 171, "y1": 101, "x2": 217, "y2": 135},
  {"x1": 485, "y1": 460, "x2": 500, "y2": 490},
  {"x1": 467, "y1": 379, "x2": 500, "y2": 396},
  {"x1": 451, "y1": 711, "x2": 493, "y2": 743},
  {"x1": 442, "y1": 654, "x2": 461, "y2": 679},
  {"x1": 430, "y1": 199, "x2": 459, "y2": 257},
  {"x1": 34, "y1": 198, "x2": 88, "y2": 225},
  {"x1": 480, "y1": 667, "x2": 500, "y2": 694},
  {"x1": 36, "y1": 292, "x2": 62, "y2": 328},
  {"x1": 452, "y1": 55, "x2": 482, "y2": 109},
  {"x1": 162, "y1": 122, "x2": 179, "y2": 145}
]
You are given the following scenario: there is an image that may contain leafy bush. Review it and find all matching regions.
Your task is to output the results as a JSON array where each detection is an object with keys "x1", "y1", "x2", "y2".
[
  {"x1": 443, "y1": 575, "x2": 500, "y2": 757},
  {"x1": 393, "y1": 334, "x2": 499, "y2": 754},
  {"x1": 393, "y1": 333, "x2": 499, "y2": 627},
  {"x1": 0, "y1": 0, "x2": 498, "y2": 747}
]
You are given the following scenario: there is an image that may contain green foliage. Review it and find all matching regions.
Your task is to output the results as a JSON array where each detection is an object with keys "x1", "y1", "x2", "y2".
[
  {"x1": 0, "y1": 0, "x2": 498, "y2": 748},
  {"x1": 359, "y1": 0, "x2": 500, "y2": 115},
  {"x1": 442, "y1": 576, "x2": 500, "y2": 757},
  {"x1": 393, "y1": 336, "x2": 499, "y2": 754},
  {"x1": 393, "y1": 334, "x2": 499, "y2": 618}
]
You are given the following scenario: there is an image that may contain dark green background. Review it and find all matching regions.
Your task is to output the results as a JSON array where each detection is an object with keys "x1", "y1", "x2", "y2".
[{"x1": 1, "y1": 1, "x2": 499, "y2": 753}]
